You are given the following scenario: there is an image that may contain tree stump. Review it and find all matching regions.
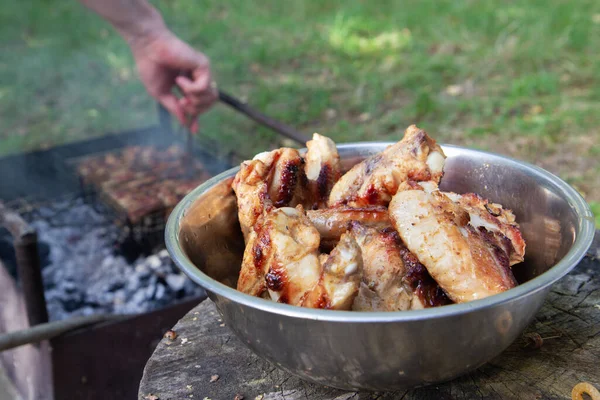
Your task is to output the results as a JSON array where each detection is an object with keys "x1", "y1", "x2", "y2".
[{"x1": 139, "y1": 239, "x2": 600, "y2": 400}]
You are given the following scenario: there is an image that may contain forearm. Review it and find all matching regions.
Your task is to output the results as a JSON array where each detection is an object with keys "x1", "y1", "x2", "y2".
[{"x1": 78, "y1": 0, "x2": 167, "y2": 44}]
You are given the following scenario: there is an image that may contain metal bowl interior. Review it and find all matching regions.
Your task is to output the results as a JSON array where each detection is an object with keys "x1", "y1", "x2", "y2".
[{"x1": 165, "y1": 143, "x2": 595, "y2": 389}]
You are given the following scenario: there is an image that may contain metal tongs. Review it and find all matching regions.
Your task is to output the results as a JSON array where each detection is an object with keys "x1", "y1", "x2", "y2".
[
  {"x1": 217, "y1": 90, "x2": 309, "y2": 144},
  {"x1": 158, "y1": 89, "x2": 310, "y2": 168}
]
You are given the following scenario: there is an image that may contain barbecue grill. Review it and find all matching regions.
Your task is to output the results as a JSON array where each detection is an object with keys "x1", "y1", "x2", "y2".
[{"x1": 0, "y1": 92, "x2": 307, "y2": 399}]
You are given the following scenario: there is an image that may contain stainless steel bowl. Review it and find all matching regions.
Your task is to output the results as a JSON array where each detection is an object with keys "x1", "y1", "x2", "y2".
[{"x1": 165, "y1": 143, "x2": 595, "y2": 391}]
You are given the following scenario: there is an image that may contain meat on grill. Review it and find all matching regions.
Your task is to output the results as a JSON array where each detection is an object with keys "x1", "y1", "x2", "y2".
[{"x1": 77, "y1": 145, "x2": 210, "y2": 224}]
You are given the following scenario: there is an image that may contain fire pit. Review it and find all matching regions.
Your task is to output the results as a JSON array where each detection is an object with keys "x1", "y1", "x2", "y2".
[
  {"x1": 0, "y1": 94, "x2": 309, "y2": 399},
  {"x1": 2, "y1": 193, "x2": 207, "y2": 322},
  {"x1": 0, "y1": 122, "x2": 227, "y2": 322}
]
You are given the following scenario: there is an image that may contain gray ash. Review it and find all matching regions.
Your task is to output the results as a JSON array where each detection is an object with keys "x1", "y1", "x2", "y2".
[{"x1": 3, "y1": 196, "x2": 204, "y2": 321}]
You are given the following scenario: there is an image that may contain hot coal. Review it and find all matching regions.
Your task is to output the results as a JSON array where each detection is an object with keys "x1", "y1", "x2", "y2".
[{"x1": 3, "y1": 196, "x2": 205, "y2": 321}]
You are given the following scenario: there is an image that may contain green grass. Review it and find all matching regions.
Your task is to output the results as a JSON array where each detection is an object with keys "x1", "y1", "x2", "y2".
[
  {"x1": 590, "y1": 201, "x2": 600, "y2": 228},
  {"x1": 1, "y1": 1, "x2": 599, "y2": 226}
]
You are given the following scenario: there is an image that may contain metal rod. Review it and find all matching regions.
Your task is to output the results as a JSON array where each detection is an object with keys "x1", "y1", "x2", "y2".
[
  {"x1": 157, "y1": 90, "x2": 310, "y2": 145},
  {"x1": 14, "y1": 232, "x2": 49, "y2": 326},
  {"x1": 218, "y1": 90, "x2": 309, "y2": 144},
  {"x1": 0, "y1": 202, "x2": 49, "y2": 326},
  {"x1": 157, "y1": 102, "x2": 173, "y2": 136},
  {"x1": 0, "y1": 314, "x2": 124, "y2": 352}
]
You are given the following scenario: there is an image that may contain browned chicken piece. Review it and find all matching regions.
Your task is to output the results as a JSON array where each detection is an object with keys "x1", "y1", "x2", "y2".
[
  {"x1": 350, "y1": 223, "x2": 450, "y2": 311},
  {"x1": 237, "y1": 206, "x2": 321, "y2": 303},
  {"x1": 304, "y1": 133, "x2": 342, "y2": 209},
  {"x1": 237, "y1": 206, "x2": 362, "y2": 310},
  {"x1": 443, "y1": 191, "x2": 526, "y2": 266},
  {"x1": 328, "y1": 125, "x2": 446, "y2": 207},
  {"x1": 389, "y1": 184, "x2": 520, "y2": 303},
  {"x1": 258, "y1": 149, "x2": 307, "y2": 208},
  {"x1": 306, "y1": 206, "x2": 392, "y2": 242},
  {"x1": 232, "y1": 148, "x2": 306, "y2": 241},
  {"x1": 301, "y1": 232, "x2": 363, "y2": 310}
]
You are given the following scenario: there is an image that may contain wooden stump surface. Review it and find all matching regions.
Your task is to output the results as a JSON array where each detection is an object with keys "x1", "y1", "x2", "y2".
[{"x1": 139, "y1": 237, "x2": 600, "y2": 400}]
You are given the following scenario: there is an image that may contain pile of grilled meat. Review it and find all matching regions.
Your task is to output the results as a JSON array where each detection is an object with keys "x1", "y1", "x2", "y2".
[
  {"x1": 231, "y1": 125, "x2": 526, "y2": 311},
  {"x1": 77, "y1": 145, "x2": 210, "y2": 224}
]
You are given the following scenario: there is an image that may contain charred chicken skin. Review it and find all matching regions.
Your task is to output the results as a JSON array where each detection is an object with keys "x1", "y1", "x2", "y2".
[
  {"x1": 328, "y1": 125, "x2": 446, "y2": 208},
  {"x1": 389, "y1": 183, "x2": 521, "y2": 303},
  {"x1": 351, "y1": 223, "x2": 450, "y2": 311},
  {"x1": 237, "y1": 206, "x2": 362, "y2": 310},
  {"x1": 232, "y1": 148, "x2": 306, "y2": 242},
  {"x1": 232, "y1": 134, "x2": 341, "y2": 242}
]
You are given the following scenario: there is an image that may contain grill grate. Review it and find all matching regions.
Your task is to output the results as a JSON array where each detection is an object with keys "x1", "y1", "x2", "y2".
[{"x1": 67, "y1": 144, "x2": 211, "y2": 247}]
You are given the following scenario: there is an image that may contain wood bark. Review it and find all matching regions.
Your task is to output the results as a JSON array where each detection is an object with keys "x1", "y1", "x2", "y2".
[{"x1": 139, "y1": 238, "x2": 600, "y2": 400}]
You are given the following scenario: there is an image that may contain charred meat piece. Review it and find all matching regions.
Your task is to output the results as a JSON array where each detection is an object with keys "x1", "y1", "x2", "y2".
[
  {"x1": 351, "y1": 224, "x2": 450, "y2": 311},
  {"x1": 301, "y1": 231, "x2": 363, "y2": 310},
  {"x1": 237, "y1": 206, "x2": 321, "y2": 302},
  {"x1": 328, "y1": 125, "x2": 445, "y2": 207},
  {"x1": 443, "y1": 191, "x2": 525, "y2": 266},
  {"x1": 237, "y1": 206, "x2": 362, "y2": 310},
  {"x1": 389, "y1": 184, "x2": 520, "y2": 303},
  {"x1": 78, "y1": 145, "x2": 209, "y2": 224},
  {"x1": 232, "y1": 148, "x2": 307, "y2": 242}
]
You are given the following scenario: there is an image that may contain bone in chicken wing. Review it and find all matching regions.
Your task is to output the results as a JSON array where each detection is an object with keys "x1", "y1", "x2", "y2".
[
  {"x1": 389, "y1": 184, "x2": 519, "y2": 303},
  {"x1": 232, "y1": 148, "x2": 306, "y2": 241},
  {"x1": 304, "y1": 133, "x2": 342, "y2": 209},
  {"x1": 328, "y1": 125, "x2": 446, "y2": 207},
  {"x1": 237, "y1": 206, "x2": 362, "y2": 309},
  {"x1": 237, "y1": 206, "x2": 321, "y2": 300},
  {"x1": 301, "y1": 231, "x2": 363, "y2": 310},
  {"x1": 306, "y1": 206, "x2": 392, "y2": 242},
  {"x1": 350, "y1": 223, "x2": 450, "y2": 311}
]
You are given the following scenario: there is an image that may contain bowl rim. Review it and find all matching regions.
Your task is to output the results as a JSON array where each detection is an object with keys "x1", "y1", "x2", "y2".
[{"x1": 166, "y1": 142, "x2": 595, "y2": 322}]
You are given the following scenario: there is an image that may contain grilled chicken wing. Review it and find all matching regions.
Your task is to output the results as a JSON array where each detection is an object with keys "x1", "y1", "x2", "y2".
[
  {"x1": 389, "y1": 185, "x2": 519, "y2": 303},
  {"x1": 350, "y1": 223, "x2": 450, "y2": 311},
  {"x1": 237, "y1": 206, "x2": 362, "y2": 309},
  {"x1": 328, "y1": 125, "x2": 446, "y2": 207},
  {"x1": 237, "y1": 206, "x2": 321, "y2": 300},
  {"x1": 443, "y1": 191, "x2": 525, "y2": 266},
  {"x1": 304, "y1": 133, "x2": 342, "y2": 209},
  {"x1": 232, "y1": 148, "x2": 306, "y2": 241},
  {"x1": 306, "y1": 206, "x2": 392, "y2": 242},
  {"x1": 301, "y1": 231, "x2": 363, "y2": 310}
]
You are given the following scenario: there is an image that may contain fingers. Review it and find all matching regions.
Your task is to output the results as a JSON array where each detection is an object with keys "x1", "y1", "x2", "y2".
[
  {"x1": 176, "y1": 74, "x2": 217, "y2": 102},
  {"x1": 175, "y1": 67, "x2": 218, "y2": 127},
  {"x1": 175, "y1": 73, "x2": 211, "y2": 96},
  {"x1": 158, "y1": 93, "x2": 187, "y2": 127},
  {"x1": 135, "y1": 32, "x2": 218, "y2": 132},
  {"x1": 178, "y1": 97, "x2": 214, "y2": 133}
]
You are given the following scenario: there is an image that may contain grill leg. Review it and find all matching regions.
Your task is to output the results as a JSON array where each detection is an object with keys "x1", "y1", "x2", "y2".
[{"x1": 14, "y1": 231, "x2": 49, "y2": 326}]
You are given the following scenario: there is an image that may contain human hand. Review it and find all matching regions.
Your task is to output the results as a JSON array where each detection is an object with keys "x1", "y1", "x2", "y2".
[{"x1": 129, "y1": 29, "x2": 217, "y2": 133}]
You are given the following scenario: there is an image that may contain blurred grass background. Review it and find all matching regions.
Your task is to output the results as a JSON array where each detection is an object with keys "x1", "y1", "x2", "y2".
[{"x1": 0, "y1": 0, "x2": 599, "y2": 226}]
